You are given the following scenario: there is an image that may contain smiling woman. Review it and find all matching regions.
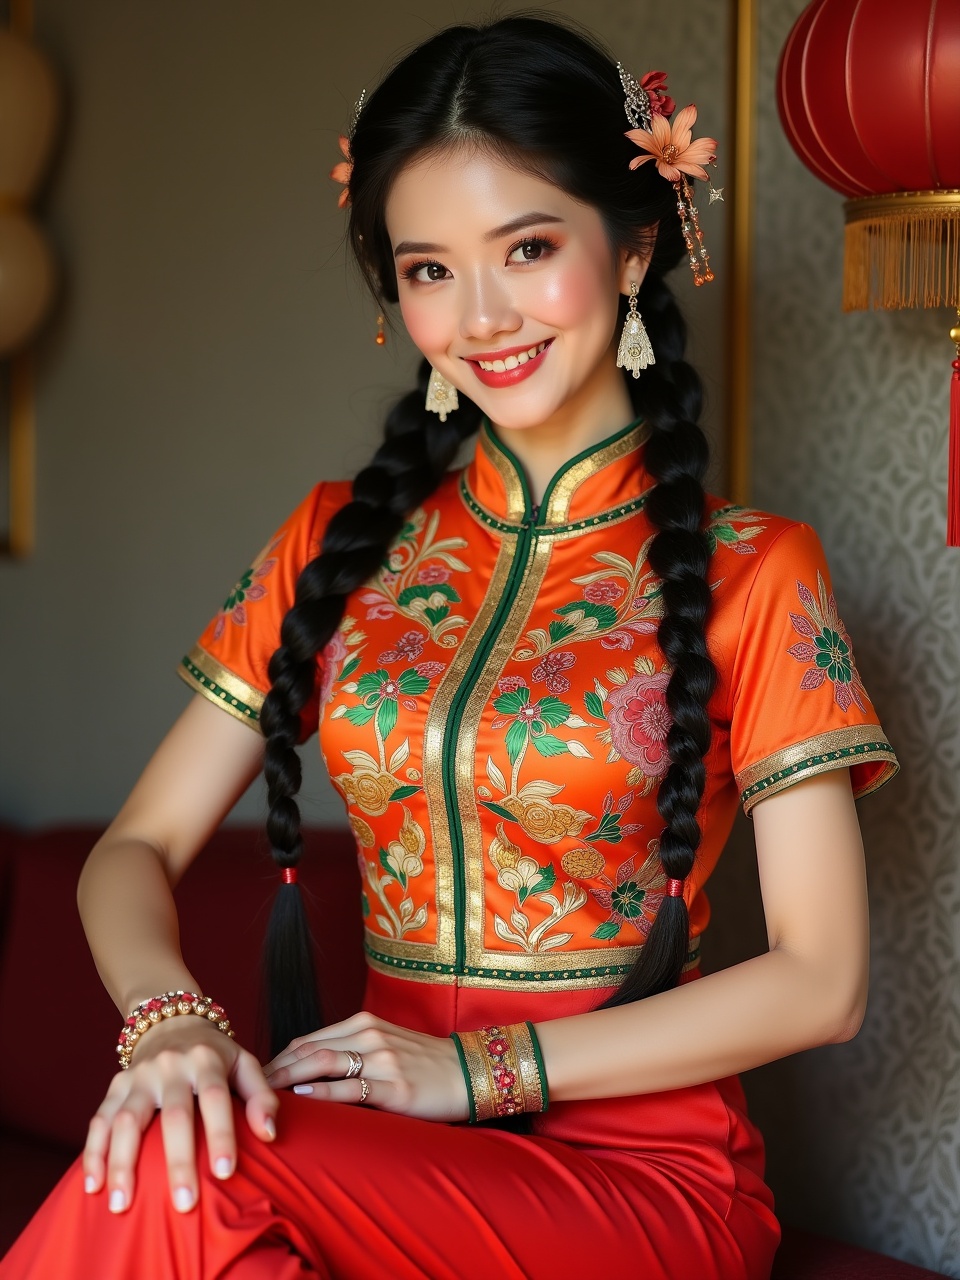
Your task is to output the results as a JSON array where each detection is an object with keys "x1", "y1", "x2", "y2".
[{"x1": 0, "y1": 13, "x2": 898, "y2": 1280}]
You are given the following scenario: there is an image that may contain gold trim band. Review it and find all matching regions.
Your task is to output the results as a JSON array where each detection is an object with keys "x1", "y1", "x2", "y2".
[
  {"x1": 844, "y1": 190, "x2": 960, "y2": 224},
  {"x1": 177, "y1": 644, "x2": 265, "y2": 730},
  {"x1": 738, "y1": 726, "x2": 899, "y2": 815}
]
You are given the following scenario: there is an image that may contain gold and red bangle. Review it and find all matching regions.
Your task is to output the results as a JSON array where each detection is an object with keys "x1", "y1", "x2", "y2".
[
  {"x1": 116, "y1": 990, "x2": 235, "y2": 1070},
  {"x1": 450, "y1": 1022, "x2": 549, "y2": 1123}
]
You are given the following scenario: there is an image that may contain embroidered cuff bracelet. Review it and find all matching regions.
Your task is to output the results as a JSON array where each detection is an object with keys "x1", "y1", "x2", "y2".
[
  {"x1": 450, "y1": 1022, "x2": 549, "y2": 1123},
  {"x1": 117, "y1": 990, "x2": 234, "y2": 1070}
]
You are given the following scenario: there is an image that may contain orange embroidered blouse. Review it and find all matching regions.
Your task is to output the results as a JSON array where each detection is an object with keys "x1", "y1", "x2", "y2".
[{"x1": 179, "y1": 416, "x2": 898, "y2": 996}]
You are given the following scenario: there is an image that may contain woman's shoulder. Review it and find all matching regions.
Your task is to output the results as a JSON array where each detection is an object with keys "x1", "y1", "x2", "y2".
[{"x1": 702, "y1": 491, "x2": 816, "y2": 566}]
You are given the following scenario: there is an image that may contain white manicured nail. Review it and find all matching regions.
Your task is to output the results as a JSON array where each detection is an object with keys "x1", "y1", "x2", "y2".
[
  {"x1": 84, "y1": 1176, "x2": 97, "y2": 1195},
  {"x1": 108, "y1": 1189, "x2": 126, "y2": 1213},
  {"x1": 263, "y1": 1117, "x2": 276, "y2": 1140},
  {"x1": 173, "y1": 1186, "x2": 194, "y2": 1212},
  {"x1": 214, "y1": 1157, "x2": 232, "y2": 1179},
  {"x1": 293, "y1": 1084, "x2": 314, "y2": 1095}
]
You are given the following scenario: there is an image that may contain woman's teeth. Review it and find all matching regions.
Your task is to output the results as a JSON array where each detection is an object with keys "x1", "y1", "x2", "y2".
[{"x1": 477, "y1": 341, "x2": 548, "y2": 372}]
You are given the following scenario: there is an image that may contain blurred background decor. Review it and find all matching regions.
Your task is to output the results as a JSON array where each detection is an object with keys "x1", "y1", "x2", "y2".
[
  {"x1": 0, "y1": 0, "x2": 61, "y2": 555},
  {"x1": 776, "y1": 0, "x2": 960, "y2": 545}
]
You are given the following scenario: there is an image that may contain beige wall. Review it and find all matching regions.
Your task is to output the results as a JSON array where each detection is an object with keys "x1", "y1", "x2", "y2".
[{"x1": 3, "y1": 1, "x2": 958, "y2": 1273}]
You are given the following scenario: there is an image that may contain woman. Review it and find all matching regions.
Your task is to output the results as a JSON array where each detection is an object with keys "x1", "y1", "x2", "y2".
[{"x1": 1, "y1": 15, "x2": 899, "y2": 1280}]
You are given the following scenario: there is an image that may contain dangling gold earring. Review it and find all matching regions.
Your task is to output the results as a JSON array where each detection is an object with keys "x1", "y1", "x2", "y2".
[
  {"x1": 425, "y1": 366, "x2": 459, "y2": 421},
  {"x1": 616, "y1": 282, "x2": 655, "y2": 378},
  {"x1": 375, "y1": 313, "x2": 386, "y2": 346}
]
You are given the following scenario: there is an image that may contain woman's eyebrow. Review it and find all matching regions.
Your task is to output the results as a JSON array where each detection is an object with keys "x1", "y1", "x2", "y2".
[{"x1": 393, "y1": 212, "x2": 565, "y2": 258}]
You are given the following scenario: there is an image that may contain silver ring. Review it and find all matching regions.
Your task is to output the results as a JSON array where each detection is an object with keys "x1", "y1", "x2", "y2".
[
  {"x1": 358, "y1": 1077, "x2": 370, "y2": 1104},
  {"x1": 344, "y1": 1049, "x2": 363, "y2": 1079}
]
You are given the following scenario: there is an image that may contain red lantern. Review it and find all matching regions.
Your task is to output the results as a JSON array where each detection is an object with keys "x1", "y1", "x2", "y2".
[{"x1": 776, "y1": 0, "x2": 960, "y2": 546}]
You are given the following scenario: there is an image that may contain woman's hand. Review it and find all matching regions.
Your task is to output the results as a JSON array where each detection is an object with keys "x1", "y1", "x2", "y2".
[
  {"x1": 82, "y1": 1015, "x2": 279, "y2": 1214},
  {"x1": 264, "y1": 1011, "x2": 470, "y2": 1123}
]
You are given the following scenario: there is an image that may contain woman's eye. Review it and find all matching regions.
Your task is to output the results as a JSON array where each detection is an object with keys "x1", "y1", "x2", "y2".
[
  {"x1": 423, "y1": 262, "x2": 448, "y2": 281},
  {"x1": 508, "y1": 238, "x2": 553, "y2": 264}
]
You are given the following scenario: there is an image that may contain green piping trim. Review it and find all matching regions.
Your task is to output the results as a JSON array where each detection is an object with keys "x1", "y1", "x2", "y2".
[
  {"x1": 459, "y1": 473, "x2": 650, "y2": 534},
  {"x1": 450, "y1": 1034, "x2": 477, "y2": 1123},
  {"x1": 740, "y1": 742, "x2": 895, "y2": 806},
  {"x1": 525, "y1": 1021, "x2": 550, "y2": 1110},
  {"x1": 180, "y1": 655, "x2": 260, "y2": 723}
]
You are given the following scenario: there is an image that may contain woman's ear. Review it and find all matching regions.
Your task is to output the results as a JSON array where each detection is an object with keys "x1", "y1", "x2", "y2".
[{"x1": 616, "y1": 233, "x2": 656, "y2": 296}]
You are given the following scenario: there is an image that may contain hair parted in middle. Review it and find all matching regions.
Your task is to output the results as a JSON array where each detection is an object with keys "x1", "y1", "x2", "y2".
[{"x1": 257, "y1": 12, "x2": 718, "y2": 1058}]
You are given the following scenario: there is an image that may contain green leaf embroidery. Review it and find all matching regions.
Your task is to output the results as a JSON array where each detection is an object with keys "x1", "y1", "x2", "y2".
[
  {"x1": 378, "y1": 848, "x2": 394, "y2": 876},
  {"x1": 584, "y1": 691, "x2": 605, "y2": 720},
  {"x1": 377, "y1": 698, "x2": 399, "y2": 739},
  {"x1": 357, "y1": 670, "x2": 388, "y2": 697},
  {"x1": 396, "y1": 582, "x2": 462, "y2": 607},
  {"x1": 548, "y1": 620, "x2": 578, "y2": 643},
  {"x1": 530, "y1": 864, "x2": 556, "y2": 895},
  {"x1": 339, "y1": 653, "x2": 361, "y2": 681},
  {"x1": 361, "y1": 892, "x2": 371, "y2": 918},
  {"x1": 481, "y1": 800, "x2": 518, "y2": 822},
  {"x1": 493, "y1": 688, "x2": 529, "y2": 716},
  {"x1": 505, "y1": 720, "x2": 529, "y2": 764},
  {"x1": 388, "y1": 784, "x2": 421, "y2": 801},
  {"x1": 424, "y1": 606, "x2": 449, "y2": 627},
  {"x1": 344, "y1": 705, "x2": 376, "y2": 727},
  {"x1": 532, "y1": 734, "x2": 569, "y2": 757},
  {"x1": 397, "y1": 669, "x2": 430, "y2": 695},
  {"x1": 592, "y1": 920, "x2": 621, "y2": 941},
  {"x1": 538, "y1": 696, "x2": 571, "y2": 727}
]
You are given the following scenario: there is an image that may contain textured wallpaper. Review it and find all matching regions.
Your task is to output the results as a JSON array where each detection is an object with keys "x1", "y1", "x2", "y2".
[{"x1": 713, "y1": 0, "x2": 960, "y2": 1273}]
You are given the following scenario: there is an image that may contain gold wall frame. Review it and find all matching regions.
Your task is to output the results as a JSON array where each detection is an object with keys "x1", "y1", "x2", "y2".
[{"x1": 724, "y1": 0, "x2": 758, "y2": 505}]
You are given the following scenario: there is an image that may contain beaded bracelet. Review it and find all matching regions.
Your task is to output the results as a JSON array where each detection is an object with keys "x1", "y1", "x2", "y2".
[
  {"x1": 117, "y1": 990, "x2": 234, "y2": 1070},
  {"x1": 450, "y1": 1022, "x2": 549, "y2": 1123}
]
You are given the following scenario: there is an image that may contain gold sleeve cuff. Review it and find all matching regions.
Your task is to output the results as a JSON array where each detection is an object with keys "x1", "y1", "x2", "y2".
[
  {"x1": 177, "y1": 645, "x2": 265, "y2": 732},
  {"x1": 738, "y1": 725, "x2": 899, "y2": 815}
]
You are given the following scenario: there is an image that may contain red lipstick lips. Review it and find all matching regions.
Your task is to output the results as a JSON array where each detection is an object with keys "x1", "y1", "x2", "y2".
[{"x1": 462, "y1": 338, "x2": 554, "y2": 388}]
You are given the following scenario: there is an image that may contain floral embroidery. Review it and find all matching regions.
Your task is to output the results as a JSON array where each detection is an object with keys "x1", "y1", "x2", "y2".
[
  {"x1": 358, "y1": 508, "x2": 470, "y2": 647},
  {"x1": 363, "y1": 807, "x2": 429, "y2": 939},
  {"x1": 378, "y1": 628, "x2": 427, "y2": 665},
  {"x1": 531, "y1": 650, "x2": 577, "y2": 694},
  {"x1": 213, "y1": 534, "x2": 283, "y2": 639},
  {"x1": 787, "y1": 572, "x2": 867, "y2": 712},
  {"x1": 488, "y1": 820, "x2": 588, "y2": 954},
  {"x1": 605, "y1": 671, "x2": 672, "y2": 777},
  {"x1": 706, "y1": 505, "x2": 768, "y2": 557},
  {"x1": 589, "y1": 843, "x2": 666, "y2": 941}
]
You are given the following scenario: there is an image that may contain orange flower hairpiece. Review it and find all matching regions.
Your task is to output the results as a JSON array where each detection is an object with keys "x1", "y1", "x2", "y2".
[
  {"x1": 330, "y1": 134, "x2": 352, "y2": 209},
  {"x1": 626, "y1": 104, "x2": 717, "y2": 183}
]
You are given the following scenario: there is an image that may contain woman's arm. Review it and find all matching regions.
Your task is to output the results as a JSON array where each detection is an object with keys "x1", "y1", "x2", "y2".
[
  {"x1": 534, "y1": 766, "x2": 868, "y2": 1099},
  {"x1": 265, "y1": 766, "x2": 868, "y2": 1119},
  {"x1": 79, "y1": 695, "x2": 279, "y2": 1213}
]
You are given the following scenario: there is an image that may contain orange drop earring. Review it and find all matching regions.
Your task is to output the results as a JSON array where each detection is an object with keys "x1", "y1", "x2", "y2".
[{"x1": 375, "y1": 313, "x2": 386, "y2": 345}]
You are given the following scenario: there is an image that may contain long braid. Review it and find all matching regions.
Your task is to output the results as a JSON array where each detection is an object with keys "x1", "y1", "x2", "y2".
[
  {"x1": 600, "y1": 272, "x2": 718, "y2": 1008},
  {"x1": 260, "y1": 361, "x2": 481, "y2": 1055}
]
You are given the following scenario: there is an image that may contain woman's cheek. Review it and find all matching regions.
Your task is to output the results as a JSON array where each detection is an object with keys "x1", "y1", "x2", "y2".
[
  {"x1": 398, "y1": 293, "x2": 450, "y2": 357},
  {"x1": 535, "y1": 261, "x2": 610, "y2": 327}
]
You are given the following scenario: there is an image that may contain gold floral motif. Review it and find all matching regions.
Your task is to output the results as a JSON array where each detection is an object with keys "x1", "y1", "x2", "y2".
[
  {"x1": 349, "y1": 814, "x2": 376, "y2": 848},
  {"x1": 500, "y1": 788, "x2": 593, "y2": 843},
  {"x1": 333, "y1": 766, "x2": 403, "y2": 816},
  {"x1": 489, "y1": 822, "x2": 522, "y2": 870},
  {"x1": 561, "y1": 847, "x2": 606, "y2": 879},
  {"x1": 386, "y1": 806, "x2": 426, "y2": 879}
]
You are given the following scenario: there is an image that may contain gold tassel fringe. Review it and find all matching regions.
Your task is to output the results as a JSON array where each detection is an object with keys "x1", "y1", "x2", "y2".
[{"x1": 844, "y1": 191, "x2": 960, "y2": 312}]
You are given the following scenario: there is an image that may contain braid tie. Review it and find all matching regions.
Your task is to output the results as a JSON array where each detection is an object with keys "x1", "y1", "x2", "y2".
[
  {"x1": 601, "y1": 272, "x2": 718, "y2": 1008},
  {"x1": 260, "y1": 360, "x2": 481, "y2": 1055}
]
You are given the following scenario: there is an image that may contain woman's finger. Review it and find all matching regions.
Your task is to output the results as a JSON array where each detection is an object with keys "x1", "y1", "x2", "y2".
[
  {"x1": 232, "y1": 1048, "x2": 279, "y2": 1142},
  {"x1": 264, "y1": 1043, "x2": 359, "y2": 1088},
  {"x1": 158, "y1": 1075, "x2": 200, "y2": 1213},
  {"x1": 103, "y1": 1089, "x2": 157, "y2": 1213},
  {"x1": 291, "y1": 1075, "x2": 379, "y2": 1107},
  {"x1": 192, "y1": 1048, "x2": 238, "y2": 1180}
]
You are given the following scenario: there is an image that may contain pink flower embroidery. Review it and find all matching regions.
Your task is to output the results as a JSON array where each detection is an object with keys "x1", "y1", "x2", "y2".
[
  {"x1": 497, "y1": 675, "x2": 526, "y2": 695},
  {"x1": 212, "y1": 536, "x2": 283, "y2": 640},
  {"x1": 531, "y1": 650, "x2": 576, "y2": 694},
  {"x1": 606, "y1": 672, "x2": 672, "y2": 776},
  {"x1": 600, "y1": 631, "x2": 635, "y2": 651},
  {"x1": 626, "y1": 104, "x2": 718, "y2": 184},
  {"x1": 583, "y1": 579, "x2": 624, "y2": 604},
  {"x1": 417, "y1": 564, "x2": 451, "y2": 585},
  {"x1": 378, "y1": 629, "x2": 426, "y2": 665},
  {"x1": 318, "y1": 630, "x2": 349, "y2": 706},
  {"x1": 787, "y1": 573, "x2": 867, "y2": 713}
]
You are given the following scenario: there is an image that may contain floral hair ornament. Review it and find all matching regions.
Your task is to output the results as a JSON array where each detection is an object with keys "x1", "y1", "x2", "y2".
[
  {"x1": 329, "y1": 87, "x2": 366, "y2": 209},
  {"x1": 618, "y1": 65, "x2": 723, "y2": 287}
]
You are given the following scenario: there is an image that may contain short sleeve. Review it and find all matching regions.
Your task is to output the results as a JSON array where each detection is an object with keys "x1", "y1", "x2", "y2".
[
  {"x1": 729, "y1": 521, "x2": 899, "y2": 816},
  {"x1": 177, "y1": 482, "x2": 345, "y2": 742}
]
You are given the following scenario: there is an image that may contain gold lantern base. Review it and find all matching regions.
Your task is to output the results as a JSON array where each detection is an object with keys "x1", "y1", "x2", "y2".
[{"x1": 843, "y1": 190, "x2": 960, "y2": 311}]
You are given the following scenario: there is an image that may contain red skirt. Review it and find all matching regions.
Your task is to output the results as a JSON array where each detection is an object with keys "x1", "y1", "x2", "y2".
[{"x1": 0, "y1": 974, "x2": 780, "y2": 1279}]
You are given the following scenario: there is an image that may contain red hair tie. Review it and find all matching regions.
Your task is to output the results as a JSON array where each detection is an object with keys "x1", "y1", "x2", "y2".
[
  {"x1": 665, "y1": 878, "x2": 685, "y2": 898},
  {"x1": 281, "y1": 867, "x2": 298, "y2": 885}
]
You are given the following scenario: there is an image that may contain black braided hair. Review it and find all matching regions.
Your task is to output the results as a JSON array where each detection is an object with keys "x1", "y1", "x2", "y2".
[{"x1": 259, "y1": 13, "x2": 717, "y2": 1054}]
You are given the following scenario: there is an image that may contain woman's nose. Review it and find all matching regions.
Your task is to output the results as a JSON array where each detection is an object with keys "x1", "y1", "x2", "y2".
[{"x1": 458, "y1": 269, "x2": 522, "y2": 342}]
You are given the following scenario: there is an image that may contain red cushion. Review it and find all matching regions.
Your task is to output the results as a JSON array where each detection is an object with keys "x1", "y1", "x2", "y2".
[
  {"x1": 0, "y1": 825, "x2": 365, "y2": 1151},
  {"x1": 773, "y1": 1226, "x2": 947, "y2": 1278}
]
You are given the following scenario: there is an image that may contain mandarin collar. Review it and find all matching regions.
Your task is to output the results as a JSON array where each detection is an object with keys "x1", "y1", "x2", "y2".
[{"x1": 459, "y1": 415, "x2": 653, "y2": 531}]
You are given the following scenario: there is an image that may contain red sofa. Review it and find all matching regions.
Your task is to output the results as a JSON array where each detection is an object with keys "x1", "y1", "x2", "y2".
[{"x1": 0, "y1": 824, "x2": 945, "y2": 1277}]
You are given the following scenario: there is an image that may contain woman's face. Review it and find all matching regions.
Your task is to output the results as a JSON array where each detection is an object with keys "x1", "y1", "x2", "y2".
[{"x1": 385, "y1": 146, "x2": 649, "y2": 442}]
